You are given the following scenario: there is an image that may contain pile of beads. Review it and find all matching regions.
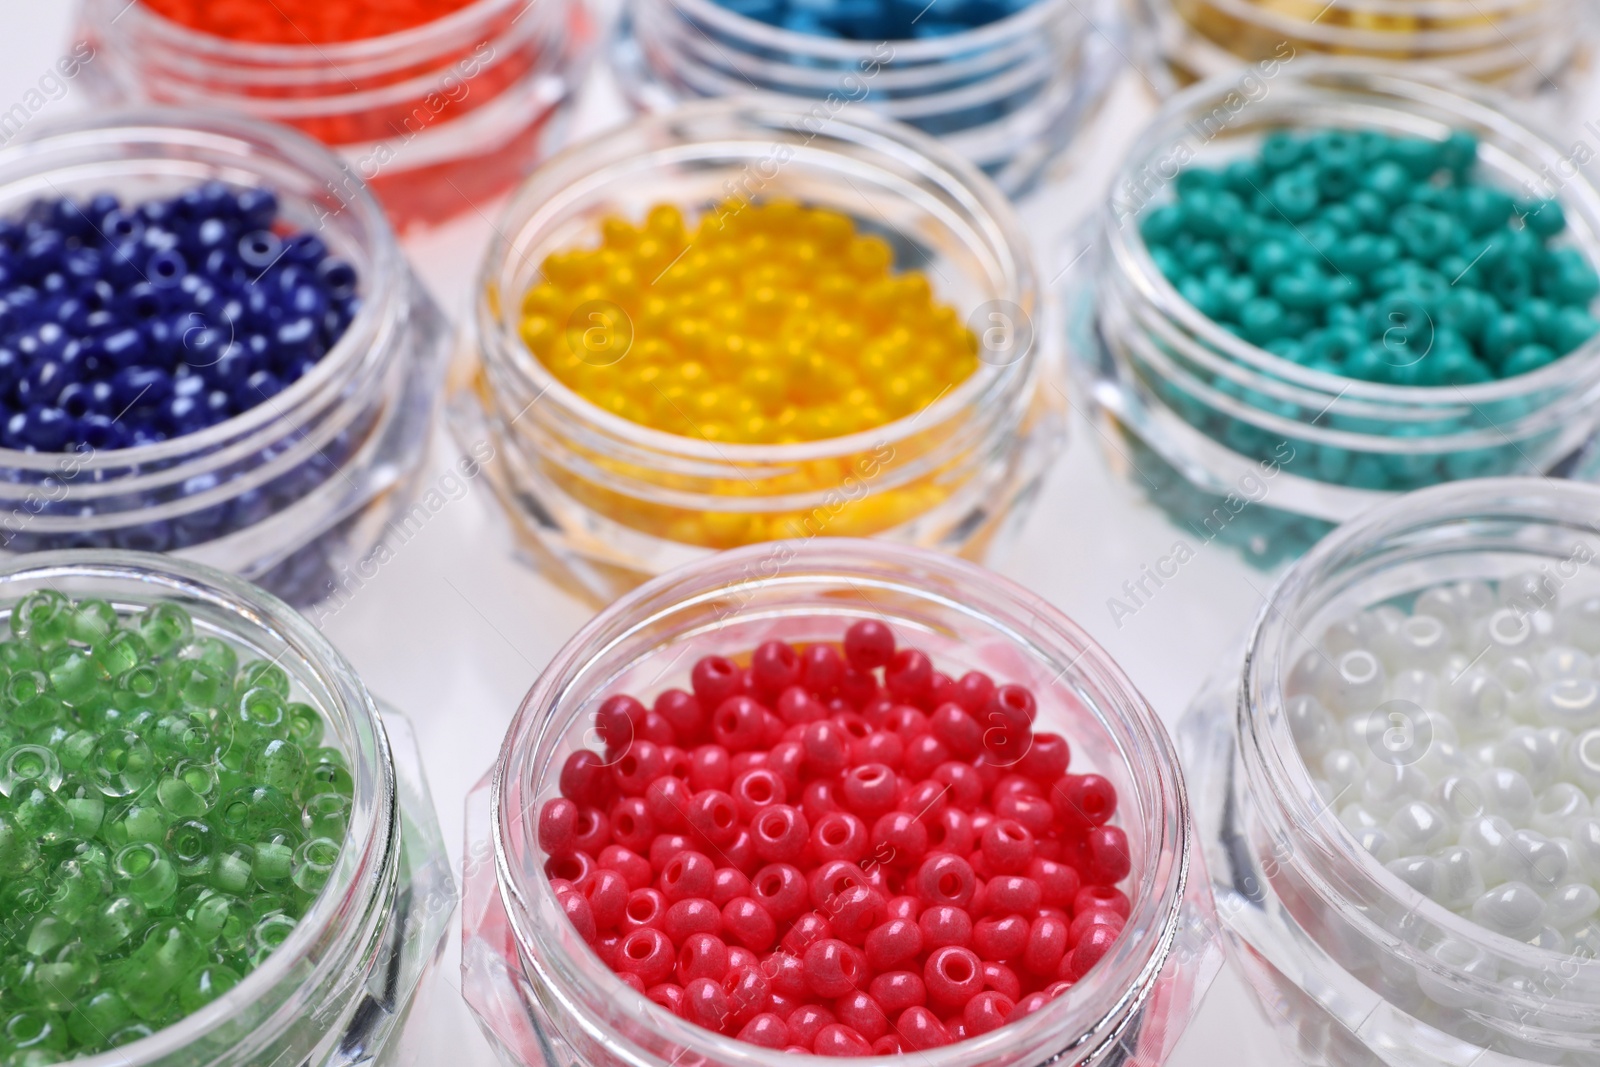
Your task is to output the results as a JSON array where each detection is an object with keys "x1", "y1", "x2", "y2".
[
  {"x1": 0, "y1": 183, "x2": 360, "y2": 452},
  {"x1": 520, "y1": 201, "x2": 978, "y2": 444},
  {"x1": 539, "y1": 619, "x2": 1132, "y2": 1055},
  {"x1": 711, "y1": 0, "x2": 1029, "y2": 40},
  {"x1": 0, "y1": 590, "x2": 349, "y2": 1058},
  {"x1": 1287, "y1": 575, "x2": 1600, "y2": 950},
  {"x1": 140, "y1": 0, "x2": 479, "y2": 44},
  {"x1": 1141, "y1": 129, "x2": 1600, "y2": 385}
]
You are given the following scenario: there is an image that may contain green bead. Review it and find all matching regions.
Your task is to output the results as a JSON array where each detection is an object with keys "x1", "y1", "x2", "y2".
[
  {"x1": 1554, "y1": 307, "x2": 1599, "y2": 353},
  {"x1": 95, "y1": 630, "x2": 147, "y2": 679},
  {"x1": 10, "y1": 592, "x2": 71, "y2": 651},
  {"x1": 1, "y1": 1010, "x2": 67, "y2": 1057},
  {"x1": 252, "y1": 832, "x2": 295, "y2": 890},
  {"x1": 165, "y1": 819, "x2": 217, "y2": 879},
  {"x1": 87, "y1": 731, "x2": 155, "y2": 799},
  {"x1": 244, "y1": 739, "x2": 306, "y2": 797},
  {"x1": 1259, "y1": 130, "x2": 1306, "y2": 173},
  {"x1": 302, "y1": 755, "x2": 354, "y2": 800},
  {"x1": 83, "y1": 896, "x2": 147, "y2": 953},
  {"x1": 1483, "y1": 314, "x2": 1535, "y2": 364},
  {"x1": 177, "y1": 964, "x2": 241, "y2": 1014},
  {"x1": 67, "y1": 990, "x2": 131, "y2": 1048},
  {"x1": 247, "y1": 913, "x2": 297, "y2": 968},
  {"x1": 301, "y1": 793, "x2": 351, "y2": 840},
  {"x1": 286, "y1": 703, "x2": 325, "y2": 749},
  {"x1": 113, "y1": 843, "x2": 178, "y2": 908},
  {"x1": 217, "y1": 785, "x2": 294, "y2": 841},
  {"x1": 1139, "y1": 204, "x2": 1185, "y2": 246},
  {"x1": 0, "y1": 813, "x2": 41, "y2": 877},
  {"x1": 1267, "y1": 170, "x2": 1320, "y2": 221},
  {"x1": 290, "y1": 837, "x2": 340, "y2": 895},
  {"x1": 1519, "y1": 198, "x2": 1566, "y2": 237},
  {"x1": 210, "y1": 844, "x2": 255, "y2": 897},
  {"x1": 136, "y1": 604, "x2": 193, "y2": 658},
  {"x1": 11, "y1": 786, "x2": 72, "y2": 847}
]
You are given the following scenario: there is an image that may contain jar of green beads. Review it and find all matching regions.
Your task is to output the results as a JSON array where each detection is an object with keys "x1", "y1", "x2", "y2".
[
  {"x1": 1068, "y1": 61, "x2": 1600, "y2": 568},
  {"x1": 0, "y1": 551, "x2": 453, "y2": 1066}
]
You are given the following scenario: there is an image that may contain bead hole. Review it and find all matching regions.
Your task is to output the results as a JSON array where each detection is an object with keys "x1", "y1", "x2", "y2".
[
  {"x1": 628, "y1": 898, "x2": 655, "y2": 921},
  {"x1": 940, "y1": 955, "x2": 973, "y2": 982},
  {"x1": 759, "y1": 812, "x2": 788, "y2": 839}
]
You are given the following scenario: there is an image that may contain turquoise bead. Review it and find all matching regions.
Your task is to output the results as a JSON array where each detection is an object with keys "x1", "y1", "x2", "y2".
[{"x1": 1502, "y1": 343, "x2": 1557, "y2": 377}]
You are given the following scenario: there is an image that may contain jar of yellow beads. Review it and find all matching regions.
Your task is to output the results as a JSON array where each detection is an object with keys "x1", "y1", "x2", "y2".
[
  {"x1": 449, "y1": 97, "x2": 1062, "y2": 604},
  {"x1": 1139, "y1": 0, "x2": 1592, "y2": 98}
]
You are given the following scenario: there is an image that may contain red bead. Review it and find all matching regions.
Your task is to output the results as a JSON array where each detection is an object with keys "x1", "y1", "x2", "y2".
[
  {"x1": 635, "y1": 711, "x2": 677, "y2": 747},
  {"x1": 1031, "y1": 857, "x2": 1082, "y2": 908},
  {"x1": 727, "y1": 946, "x2": 758, "y2": 973},
  {"x1": 682, "y1": 976, "x2": 729, "y2": 1031},
  {"x1": 864, "y1": 917, "x2": 922, "y2": 971},
  {"x1": 927, "y1": 811, "x2": 976, "y2": 860},
  {"x1": 1069, "y1": 907, "x2": 1126, "y2": 947},
  {"x1": 803, "y1": 938, "x2": 867, "y2": 997},
  {"x1": 758, "y1": 708, "x2": 787, "y2": 748},
  {"x1": 751, "y1": 862, "x2": 809, "y2": 921},
  {"x1": 989, "y1": 684, "x2": 1037, "y2": 725},
  {"x1": 899, "y1": 780, "x2": 948, "y2": 824},
  {"x1": 665, "y1": 897, "x2": 723, "y2": 943},
  {"x1": 776, "y1": 685, "x2": 828, "y2": 725},
  {"x1": 781, "y1": 911, "x2": 833, "y2": 955},
  {"x1": 582, "y1": 869, "x2": 629, "y2": 931},
  {"x1": 801, "y1": 644, "x2": 844, "y2": 695},
  {"x1": 560, "y1": 749, "x2": 615, "y2": 808},
  {"x1": 850, "y1": 729, "x2": 903, "y2": 769},
  {"x1": 872, "y1": 1036, "x2": 904, "y2": 1054},
  {"x1": 925, "y1": 670, "x2": 958, "y2": 707},
  {"x1": 617, "y1": 927, "x2": 675, "y2": 985},
  {"x1": 885, "y1": 894, "x2": 922, "y2": 922},
  {"x1": 972, "y1": 914, "x2": 1029, "y2": 961},
  {"x1": 608, "y1": 797, "x2": 654, "y2": 853},
  {"x1": 721, "y1": 897, "x2": 777, "y2": 950},
  {"x1": 556, "y1": 887, "x2": 597, "y2": 943},
  {"x1": 801, "y1": 779, "x2": 844, "y2": 823},
  {"x1": 738, "y1": 1012, "x2": 790, "y2": 1048},
  {"x1": 1018, "y1": 732, "x2": 1070, "y2": 782},
  {"x1": 929, "y1": 703, "x2": 982, "y2": 759},
  {"x1": 802, "y1": 720, "x2": 850, "y2": 777},
  {"x1": 662, "y1": 746, "x2": 692, "y2": 778},
  {"x1": 931, "y1": 762, "x2": 984, "y2": 811},
  {"x1": 657, "y1": 851, "x2": 714, "y2": 903},
  {"x1": 767, "y1": 740, "x2": 806, "y2": 796},
  {"x1": 595, "y1": 933, "x2": 622, "y2": 968},
  {"x1": 750, "y1": 804, "x2": 810, "y2": 864},
  {"x1": 677, "y1": 932, "x2": 731, "y2": 983},
  {"x1": 895, "y1": 1006, "x2": 950, "y2": 1051},
  {"x1": 595, "y1": 694, "x2": 643, "y2": 753},
  {"x1": 1084, "y1": 826, "x2": 1132, "y2": 885},
  {"x1": 871, "y1": 811, "x2": 929, "y2": 868},
  {"x1": 730, "y1": 767, "x2": 787, "y2": 822},
  {"x1": 689, "y1": 745, "x2": 733, "y2": 792},
  {"x1": 829, "y1": 885, "x2": 887, "y2": 945},
  {"x1": 979, "y1": 818, "x2": 1034, "y2": 875},
  {"x1": 712, "y1": 696, "x2": 766, "y2": 753},
  {"x1": 547, "y1": 852, "x2": 593, "y2": 892},
  {"x1": 811, "y1": 811, "x2": 869, "y2": 864},
  {"x1": 621, "y1": 888, "x2": 666, "y2": 933},
  {"x1": 954, "y1": 671, "x2": 994, "y2": 714},
  {"x1": 964, "y1": 990, "x2": 1014, "y2": 1036},
  {"x1": 571, "y1": 808, "x2": 610, "y2": 855},
  {"x1": 1063, "y1": 922, "x2": 1119, "y2": 980},
  {"x1": 813, "y1": 1023, "x2": 871, "y2": 1056},
  {"x1": 843, "y1": 620, "x2": 895, "y2": 671},
  {"x1": 785, "y1": 1004, "x2": 835, "y2": 1048},
  {"x1": 1052, "y1": 773, "x2": 1118, "y2": 829},
  {"x1": 598, "y1": 845, "x2": 652, "y2": 890},
  {"x1": 859, "y1": 695, "x2": 894, "y2": 726},
  {"x1": 724, "y1": 964, "x2": 773, "y2": 1029},
  {"x1": 885, "y1": 649, "x2": 932, "y2": 703},
  {"x1": 902, "y1": 734, "x2": 951, "y2": 781},
  {"x1": 1076, "y1": 884, "x2": 1132, "y2": 919},
  {"x1": 765, "y1": 949, "x2": 808, "y2": 997},
  {"x1": 918, "y1": 904, "x2": 972, "y2": 950},
  {"x1": 984, "y1": 875, "x2": 1043, "y2": 916},
  {"x1": 646, "y1": 981, "x2": 682, "y2": 1012},
  {"x1": 996, "y1": 792, "x2": 1054, "y2": 837},
  {"x1": 648, "y1": 834, "x2": 695, "y2": 874},
  {"x1": 611, "y1": 741, "x2": 666, "y2": 796},
  {"x1": 643, "y1": 777, "x2": 691, "y2": 833},
  {"x1": 914, "y1": 853, "x2": 976, "y2": 908},
  {"x1": 686, "y1": 789, "x2": 740, "y2": 848},
  {"x1": 980, "y1": 960, "x2": 1021, "y2": 999},
  {"x1": 1009, "y1": 991, "x2": 1050, "y2": 1022},
  {"x1": 884, "y1": 705, "x2": 930, "y2": 739},
  {"x1": 751, "y1": 640, "x2": 801, "y2": 694},
  {"x1": 1023, "y1": 914, "x2": 1069, "y2": 976},
  {"x1": 833, "y1": 990, "x2": 888, "y2": 1040},
  {"x1": 653, "y1": 688, "x2": 705, "y2": 742},
  {"x1": 839, "y1": 763, "x2": 898, "y2": 820},
  {"x1": 692, "y1": 655, "x2": 743, "y2": 710},
  {"x1": 924, "y1": 945, "x2": 984, "y2": 1011},
  {"x1": 869, "y1": 969, "x2": 925, "y2": 1013},
  {"x1": 808, "y1": 860, "x2": 868, "y2": 910}
]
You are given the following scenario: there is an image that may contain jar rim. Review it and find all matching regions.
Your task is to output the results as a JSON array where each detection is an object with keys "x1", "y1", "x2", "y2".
[
  {"x1": 492, "y1": 538, "x2": 1196, "y2": 1067},
  {"x1": 0, "y1": 105, "x2": 400, "y2": 471},
  {"x1": 0, "y1": 548, "x2": 396, "y2": 1065},
  {"x1": 476, "y1": 94, "x2": 1040, "y2": 466},
  {"x1": 1104, "y1": 59, "x2": 1600, "y2": 405},
  {"x1": 1243, "y1": 477, "x2": 1600, "y2": 974}
]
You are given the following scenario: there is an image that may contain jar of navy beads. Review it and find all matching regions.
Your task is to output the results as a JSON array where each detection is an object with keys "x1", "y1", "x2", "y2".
[
  {"x1": 452, "y1": 98, "x2": 1063, "y2": 606},
  {"x1": 0, "y1": 110, "x2": 450, "y2": 609},
  {"x1": 609, "y1": 0, "x2": 1122, "y2": 195},
  {"x1": 461, "y1": 539, "x2": 1220, "y2": 1066},
  {"x1": 0, "y1": 550, "x2": 453, "y2": 1067},
  {"x1": 1069, "y1": 63, "x2": 1600, "y2": 569},
  {"x1": 76, "y1": 0, "x2": 591, "y2": 228},
  {"x1": 1180, "y1": 478, "x2": 1600, "y2": 1066}
]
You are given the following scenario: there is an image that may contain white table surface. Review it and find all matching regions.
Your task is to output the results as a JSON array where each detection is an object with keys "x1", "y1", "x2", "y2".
[{"x1": 15, "y1": 4, "x2": 1598, "y2": 1063}]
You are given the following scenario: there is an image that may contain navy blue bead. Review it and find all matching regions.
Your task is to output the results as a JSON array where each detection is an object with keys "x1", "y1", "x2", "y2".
[{"x1": 238, "y1": 231, "x2": 282, "y2": 271}]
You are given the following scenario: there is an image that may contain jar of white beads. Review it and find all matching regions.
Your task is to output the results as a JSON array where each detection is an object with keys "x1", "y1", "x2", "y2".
[{"x1": 1180, "y1": 477, "x2": 1600, "y2": 1066}]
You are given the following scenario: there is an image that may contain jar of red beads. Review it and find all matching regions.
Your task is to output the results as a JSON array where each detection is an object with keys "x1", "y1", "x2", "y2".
[
  {"x1": 461, "y1": 539, "x2": 1220, "y2": 1065},
  {"x1": 452, "y1": 98, "x2": 1065, "y2": 606},
  {"x1": 1181, "y1": 478, "x2": 1600, "y2": 1065},
  {"x1": 0, "y1": 109, "x2": 450, "y2": 609},
  {"x1": 75, "y1": 0, "x2": 591, "y2": 229},
  {"x1": 0, "y1": 549, "x2": 454, "y2": 1066}
]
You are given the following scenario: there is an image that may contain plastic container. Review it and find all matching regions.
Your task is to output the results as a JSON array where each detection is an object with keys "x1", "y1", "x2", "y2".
[
  {"x1": 76, "y1": 0, "x2": 591, "y2": 229},
  {"x1": 0, "y1": 549, "x2": 454, "y2": 1067},
  {"x1": 609, "y1": 0, "x2": 1121, "y2": 196},
  {"x1": 460, "y1": 538, "x2": 1221, "y2": 1067},
  {"x1": 0, "y1": 109, "x2": 451, "y2": 609},
  {"x1": 1068, "y1": 63, "x2": 1600, "y2": 569},
  {"x1": 451, "y1": 97, "x2": 1064, "y2": 606},
  {"x1": 1137, "y1": 0, "x2": 1593, "y2": 99},
  {"x1": 1180, "y1": 478, "x2": 1600, "y2": 1066}
]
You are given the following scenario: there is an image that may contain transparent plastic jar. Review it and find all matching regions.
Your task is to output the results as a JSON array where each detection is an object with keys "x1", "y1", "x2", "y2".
[
  {"x1": 1067, "y1": 63, "x2": 1600, "y2": 569},
  {"x1": 451, "y1": 97, "x2": 1064, "y2": 606},
  {"x1": 1180, "y1": 478, "x2": 1600, "y2": 1066},
  {"x1": 609, "y1": 0, "x2": 1121, "y2": 196},
  {"x1": 0, "y1": 109, "x2": 451, "y2": 610},
  {"x1": 461, "y1": 539, "x2": 1220, "y2": 1067},
  {"x1": 1137, "y1": 0, "x2": 1592, "y2": 98},
  {"x1": 0, "y1": 549, "x2": 454, "y2": 1067},
  {"x1": 76, "y1": 0, "x2": 592, "y2": 230}
]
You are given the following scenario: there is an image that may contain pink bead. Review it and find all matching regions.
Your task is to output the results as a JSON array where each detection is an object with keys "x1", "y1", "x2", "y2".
[
  {"x1": 839, "y1": 667, "x2": 880, "y2": 708},
  {"x1": 598, "y1": 845, "x2": 652, "y2": 890},
  {"x1": 750, "y1": 804, "x2": 809, "y2": 864},
  {"x1": 646, "y1": 981, "x2": 682, "y2": 1012},
  {"x1": 843, "y1": 620, "x2": 895, "y2": 671},
  {"x1": 899, "y1": 779, "x2": 948, "y2": 823},
  {"x1": 1084, "y1": 825, "x2": 1132, "y2": 885},
  {"x1": 712, "y1": 695, "x2": 767, "y2": 753},
  {"x1": 560, "y1": 749, "x2": 615, "y2": 807},
  {"x1": 1018, "y1": 732, "x2": 1070, "y2": 782},
  {"x1": 1063, "y1": 922, "x2": 1119, "y2": 980},
  {"x1": 981, "y1": 960, "x2": 1021, "y2": 1000},
  {"x1": 954, "y1": 671, "x2": 994, "y2": 714},
  {"x1": 885, "y1": 894, "x2": 922, "y2": 922},
  {"x1": 895, "y1": 1006, "x2": 950, "y2": 1051},
  {"x1": 840, "y1": 763, "x2": 898, "y2": 820},
  {"x1": 1075, "y1": 883, "x2": 1131, "y2": 919},
  {"x1": 1009, "y1": 991, "x2": 1051, "y2": 1022},
  {"x1": 611, "y1": 741, "x2": 666, "y2": 797},
  {"x1": 995, "y1": 792, "x2": 1054, "y2": 837},
  {"x1": 929, "y1": 703, "x2": 982, "y2": 759},
  {"x1": 582, "y1": 869, "x2": 629, "y2": 931},
  {"x1": 926, "y1": 808, "x2": 975, "y2": 856},
  {"x1": 730, "y1": 767, "x2": 787, "y2": 822},
  {"x1": 751, "y1": 640, "x2": 801, "y2": 694},
  {"x1": 835, "y1": 990, "x2": 890, "y2": 1040},
  {"x1": 546, "y1": 851, "x2": 593, "y2": 890},
  {"x1": 618, "y1": 971, "x2": 646, "y2": 995},
  {"x1": 808, "y1": 859, "x2": 869, "y2": 911},
  {"x1": 768, "y1": 740, "x2": 805, "y2": 796},
  {"x1": 884, "y1": 705, "x2": 930, "y2": 740},
  {"x1": 728, "y1": 829, "x2": 760, "y2": 876},
  {"x1": 658, "y1": 851, "x2": 715, "y2": 903},
  {"x1": 902, "y1": 734, "x2": 951, "y2": 781},
  {"x1": 1069, "y1": 907, "x2": 1126, "y2": 947},
  {"x1": 572, "y1": 807, "x2": 610, "y2": 854},
  {"x1": 803, "y1": 720, "x2": 850, "y2": 777},
  {"x1": 964, "y1": 990, "x2": 1014, "y2": 1036},
  {"x1": 1031, "y1": 857, "x2": 1083, "y2": 909},
  {"x1": 1023, "y1": 914, "x2": 1069, "y2": 977},
  {"x1": 914, "y1": 853, "x2": 976, "y2": 908},
  {"x1": 1051, "y1": 773, "x2": 1117, "y2": 829},
  {"x1": 777, "y1": 685, "x2": 828, "y2": 726},
  {"x1": 653, "y1": 688, "x2": 705, "y2": 743},
  {"x1": 537, "y1": 798, "x2": 578, "y2": 856},
  {"x1": 813, "y1": 1023, "x2": 872, "y2": 1057},
  {"x1": 918, "y1": 904, "x2": 972, "y2": 950},
  {"x1": 991, "y1": 773, "x2": 1040, "y2": 803},
  {"x1": 972, "y1": 914, "x2": 1029, "y2": 961},
  {"x1": 621, "y1": 888, "x2": 667, "y2": 933},
  {"x1": 989, "y1": 684, "x2": 1036, "y2": 725},
  {"x1": 829, "y1": 885, "x2": 888, "y2": 945},
  {"x1": 594, "y1": 694, "x2": 643, "y2": 752},
  {"x1": 984, "y1": 875, "x2": 1043, "y2": 916},
  {"x1": 781, "y1": 911, "x2": 833, "y2": 955},
  {"x1": 801, "y1": 779, "x2": 845, "y2": 823},
  {"x1": 710, "y1": 867, "x2": 750, "y2": 906},
  {"x1": 751, "y1": 863, "x2": 809, "y2": 922},
  {"x1": 738, "y1": 1012, "x2": 790, "y2": 1049},
  {"x1": 764, "y1": 949, "x2": 808, "y2": 997},
  {"x1": 689, "y1": 745, "x2": 733, "y2": 792},
  {"x1": 648, "y1": 834, "x2": 694, "y2": 874},
  {"x1": 724, "y1": 964, "x2": 773, "y2": 1029},
  {"x1": 608, "y1": 797, "x2": 655, "y2": 853},
  {"x1": 721, "y1": 897, "x2": 776, "y2": 950},
  {"x1": 686, "y1": 789, "x2": 740, "y2": 848},
  {"x1": 980, "y1": 818, "x2": 1035, "y2": 874},
  {"x1": 801, "y1": 644, "x2": 844, "y2": 695},
  {"x1": 595, "y1": 932, "x2": 621, "y2": 968},
  {"x1": 617, "y1": 927, "x2": 675, "y2": 985},
  {"x1": 691, "y1": 655, "x2": 743, "y2": 710},
  {"x1": 885, "y1": 649, "x2": 932, "y2": 704},
  {"x1": 871, "y1": 811, "x2": 930, "y2": 867},
  {"x1": 872, "y1": 1036, "x2": 904, "y2": 1055},
  {"x1": 931, "y1": 762, "x2": 985, "y2": 811},
  {"x1": 852, "y1": 730, "x2": 903, "y2": 769},
  {"x1": 924, "y1": 946, "x2": 984, "y2": 1011},
  {"x1": 926, "y1": 670, "x2": 958, "y2": 709},
  {"x1": 634, "y1": 711, "x2": 677, "y2": 747},
  {"x1": 858, "y1": 695, "x2": 894, "y2": 726},
  {"x1": 727, "y1": 946, "x2": 758, "y2": 973},
  {"x1": 665, "y1": 897, "x2": 723, "y2": 943},
  {"x1": 864, "y1": 917, "x2": 923, "y2": 971},
  {"x1": 556, "y1": 886, "x2": 597, "y2": 943},
  {"x1": 868, "y1": 970, "x2": 925, "y2": 1014},
  {"x1": 803, "y1": 938, "x2": 867, "y2": 997},
  {"x1": 785, "y1": 1004, "x2": 836, "y2": 1048},
  {"x1": 677, "y1": 932, "x2": 731, "y2": 983},
  {"x1": 811, "y1": 811, "x2": 869, "y2": 864},
  {"x1": 643, "y1": 777, "x2": 691, "y2": 833},
  {"x1": 682, "y1": 976, "x2": 729, "y2": 1031}
]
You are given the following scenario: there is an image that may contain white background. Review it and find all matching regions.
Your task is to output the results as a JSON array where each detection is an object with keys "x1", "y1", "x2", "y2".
[{"x1": 10, "y1": 2, "x2": 1572, "y2": 1062}]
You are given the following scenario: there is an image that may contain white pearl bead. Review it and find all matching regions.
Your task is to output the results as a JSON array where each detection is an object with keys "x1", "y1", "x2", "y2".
[
  {"x1": 1476, "y1": 766, "x2": 1535, "y2": 826},
  {"x1": 1568, "y1": 817, "x2": 1600, "y2": 880},
  {"x1": 1494, "y1": 656, "x2": 1540, "y2": 722},
  {"x1": 1500, "y1": 571, "x2": 1560, "y2": 614},
  {"x1": 1352, "y1": 826, "x2": 1397, "y2": 864},
  {"x1": 1526, "y1": 926, "x2": 1569, "y2": 953},
  {"x1": 1414, "y1": 738, "x2": 1471, "y2": 784},
  {"x1": 1286, "y1": 649, "x2": 1332, "y2": 700},
  {"x1": 1537, "y1": 678, "x2": 1600, "y2": 733},
  {"x1": 1431, "y1": 846, "x2": 1485, "y2": 910},
  {"x1": 1324, "y1": 649, "x2": 1387, "y2": 717},
  {"x1": 1386, "y1": 668, "x2": 1440, "y2": 710},
  {"x1": 1470, "y1": 881, "x2": 1546, "y2": 939},
  {"x1": 1492, "y1": 726, "x2": 1562, "y2": 792},
  {"x1": 1286, "y1": 694, "x2": 1338, "y2": 762},
  {"x1": 1531, "y1": 782, "x2": 1592, "y2": 839},
  {"x1": 1377, "y1": 613, "x2": 1454, "y2": 673},
  {"x1": 1569, "y1": 918, "x2": 1600, "y2": 958},
  {"x1": 1560, "y1": 595, "x2": 1600, "y2": 654},
  {"x1": 1545, "y1": 883, "x2": 1600, "y2": 931},
  {"x1": 1432, "y1": 775, "x2": 1488, "y2": 824},
  {"x1": 1494, "y1": 829, "x2": 1568, "y2": 890},
  {"x1": 1313, "y1": 778, "x2": 1336, "y2": 806},
  {"x1": 1359, "y1": 764, "x2": 1429, "y2": 818},
  {"x1": 1386, "y1": 855, "x2": 1439, "y2": 896},
  {"x1": 1478, "y1": 607, "x2": 1539, "y2": 660},
  {"x1": 1458, "y1": 814, "x2": 1515, "y2": 867},
  {"x1": 1419, "y1": 939, "x2": 1495, "y2": 1008},
  {"x1": 1565, "y1": 729, "x2": 1600, "y2": 794},
  {"x1": 1321, "y1": 612, "x2": 1386, "y2": 658},
  {"x1": 1538, "y1": 645, "x2": 1593, "y2": 681},
  {"x1": 1321, "y1": 748, "x2": 1364, "y2": 798},
  {"x1": 1442, "y1": 669, "x2": 1510, "y2": 740},
  {"x1": 1388, "y1": 801, "x2": 1451, "y2": 854},
  {"x1": 1339, "y1": 803, "x2": 1382, "y2": 833}
]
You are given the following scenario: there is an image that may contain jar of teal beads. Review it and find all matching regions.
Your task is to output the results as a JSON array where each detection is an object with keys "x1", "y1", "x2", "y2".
[
  {"x1": 1068, "y1": 62, "x2": 1600, "y2": 568},
  {"x1": 608, "y1": 0, "x2": 1123, "y2": 195},
  {"x1": 0, "y1": 551, "x2": 453, "y2": 1066}
]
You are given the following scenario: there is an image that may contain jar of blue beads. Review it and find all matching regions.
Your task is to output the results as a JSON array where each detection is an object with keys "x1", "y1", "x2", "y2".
[
  {"x1": 609, "y1": 0, "x2": 1123, "y2": 195},
  {"x1": 0, "y1": 109, "x2": 450, "y2": 609},
  {"x1": 0, "y1": 549, "x2": 454, "y2": 1066},
  {"x1": 1068, "y1": 62, "x2": 1600, "y2": 569}
]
